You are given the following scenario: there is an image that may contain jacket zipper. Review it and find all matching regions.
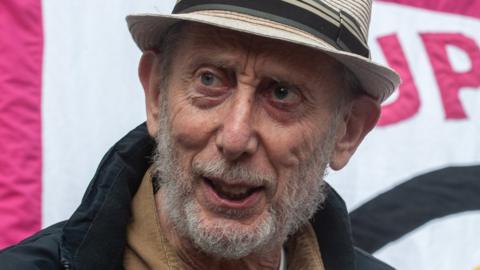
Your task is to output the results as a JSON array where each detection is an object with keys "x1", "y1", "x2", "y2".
[{"x1": 61, "y1": 258, "x2": 72, "y2": 270}]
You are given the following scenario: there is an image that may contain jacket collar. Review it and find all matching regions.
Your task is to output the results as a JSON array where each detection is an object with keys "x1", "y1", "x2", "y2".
[{"x1": 60, "y1": 123, "x2": 355, "y2": 270}]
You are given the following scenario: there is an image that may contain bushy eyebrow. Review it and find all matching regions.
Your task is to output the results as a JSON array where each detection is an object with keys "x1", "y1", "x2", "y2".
[
  {"x1": 185, "y1": 53, "x2": 240, "y2": 71},
  {"x1": 185, "y1": 55, "x2": 318, "y2": 96}
]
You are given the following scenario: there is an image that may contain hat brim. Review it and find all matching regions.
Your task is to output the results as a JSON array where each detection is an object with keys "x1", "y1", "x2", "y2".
[{"x1": 126, "y1": 10, "x2": 400, "y2": 103}]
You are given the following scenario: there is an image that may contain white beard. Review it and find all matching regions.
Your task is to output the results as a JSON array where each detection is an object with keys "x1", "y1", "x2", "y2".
[{"x1": 152, "y1": 98, "x2": 337, "y2": 259}]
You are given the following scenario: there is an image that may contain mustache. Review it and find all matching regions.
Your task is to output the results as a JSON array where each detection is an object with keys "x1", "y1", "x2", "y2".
[{"x1": 192, "y1": 159, "x2": 275, "y2": 188}]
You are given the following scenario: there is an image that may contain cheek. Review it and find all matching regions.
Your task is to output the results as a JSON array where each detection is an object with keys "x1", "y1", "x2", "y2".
[
  {"x1": 261, "y1": 120, "x2": 322, "y2": 169},
  {"x1": 259, "y1": 118, "x2": 327, "y2": 196},
  {"x1": 168, "y1": 92, "x2": 221, "y2": 151}
]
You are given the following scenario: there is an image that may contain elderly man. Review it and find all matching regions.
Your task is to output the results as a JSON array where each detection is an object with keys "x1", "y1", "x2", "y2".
[{"x1": 0, "y1": 0, "x2": 399, "y2": 269}]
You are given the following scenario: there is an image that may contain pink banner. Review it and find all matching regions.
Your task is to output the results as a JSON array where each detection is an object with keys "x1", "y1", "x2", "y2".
[
  {"x1": 378, "y1": 0, "x2": 480, "y2": 19},
  {"x1": 0, "y1": 0, "x2": 43, "y2": 248}
]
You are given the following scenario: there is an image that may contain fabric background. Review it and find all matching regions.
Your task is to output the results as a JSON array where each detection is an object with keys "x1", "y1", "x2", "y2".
[{"x1": 1, "y1": 0, "x2": 479, "y2": 269}]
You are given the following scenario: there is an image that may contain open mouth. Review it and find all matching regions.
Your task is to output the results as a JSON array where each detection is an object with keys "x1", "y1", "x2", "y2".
[{"x1": 203, "y1": 177, "x2": 264, "y2": 202}]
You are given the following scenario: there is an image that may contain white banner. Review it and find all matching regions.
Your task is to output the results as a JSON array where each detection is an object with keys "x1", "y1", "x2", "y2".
[{"x1": 39, "y1": 1, "x2": 480, "y2": 269}]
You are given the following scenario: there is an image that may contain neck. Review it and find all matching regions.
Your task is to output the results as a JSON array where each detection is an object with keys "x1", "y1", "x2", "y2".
[{"x1": 154, "y1": 193, "x2": 282, "y2": 270}]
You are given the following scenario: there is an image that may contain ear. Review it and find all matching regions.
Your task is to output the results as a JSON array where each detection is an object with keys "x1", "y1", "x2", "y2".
[
  {"x1": 330, "y1": 96, "x2": 380, "y2": 170},
  {"x1": 139, "y1": 51, "x2": 162, "y2": 137}
]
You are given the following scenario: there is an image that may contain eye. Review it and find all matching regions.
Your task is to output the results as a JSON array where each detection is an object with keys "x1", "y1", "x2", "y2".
[
  {"x1": 273, "y1": 86, "x2": 291, "y2": 101},
  {"x1": 266, "y1": 82, "x2": 302, "y2": 108},
  {"x1": 191, "y1": 68, "x2": 230, "y2": 108},
  {"x1": 200, "y1": 71, "x2": 221, "y2": 87}
]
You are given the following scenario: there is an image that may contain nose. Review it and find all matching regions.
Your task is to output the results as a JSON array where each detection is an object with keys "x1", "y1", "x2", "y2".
[{"x1": 216, "y1": 94, "x2": 259, "y2": 161}]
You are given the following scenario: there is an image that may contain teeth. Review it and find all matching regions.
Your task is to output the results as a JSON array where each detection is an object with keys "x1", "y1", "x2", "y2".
[
  {"x1": 218, "y1": 185, "x2": 250, "y2": 195},
  {"x1": 207, "y1": 179, "x2": 258, "y2": 200}
]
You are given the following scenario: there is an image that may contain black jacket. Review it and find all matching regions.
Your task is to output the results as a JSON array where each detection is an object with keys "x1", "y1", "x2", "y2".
[{"x1": 0, "y1": 123, "x2": 394, "y2": 270}]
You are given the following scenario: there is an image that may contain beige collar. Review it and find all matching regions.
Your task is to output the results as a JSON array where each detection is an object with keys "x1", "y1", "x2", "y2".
[
  {"x1": 123, "y1": 166, "x2": 181, "y2": 270},
  {"x1": 123, "y1": 167, "x2": 325, "y2": 270}
]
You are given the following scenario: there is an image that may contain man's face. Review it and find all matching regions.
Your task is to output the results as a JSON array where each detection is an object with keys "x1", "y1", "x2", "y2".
[{"x1": 151, "y1": 23, "x2": 346, "y2": 258}]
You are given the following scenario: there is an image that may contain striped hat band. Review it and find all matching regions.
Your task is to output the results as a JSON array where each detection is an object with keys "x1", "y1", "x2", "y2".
[
  {"x1": 126, "y1": 0, "x2": 400, "y2": 102},
  {"x1": 173, "y1": 0, "x2": 370, "y2": 58}
]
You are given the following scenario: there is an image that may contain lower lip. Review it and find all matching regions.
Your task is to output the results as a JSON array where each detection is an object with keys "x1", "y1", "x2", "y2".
[{"x1": 202, "y1": 180, "x2": 262, "y2": 209}]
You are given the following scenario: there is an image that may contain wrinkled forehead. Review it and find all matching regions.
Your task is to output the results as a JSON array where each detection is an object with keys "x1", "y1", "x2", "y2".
[{"x1": 176, "y1": 22, "x2": 345, "y2": 80}]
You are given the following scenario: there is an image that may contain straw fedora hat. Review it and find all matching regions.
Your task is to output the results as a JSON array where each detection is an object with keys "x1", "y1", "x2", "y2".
[{"x1": 127, "y1": 0, "x2": 400, "y2": 102}]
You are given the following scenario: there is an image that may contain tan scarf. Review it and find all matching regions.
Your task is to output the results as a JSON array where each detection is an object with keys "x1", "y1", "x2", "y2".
[{"x1": 123, "y1": 167, "x2": 325, "y2": 270}]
